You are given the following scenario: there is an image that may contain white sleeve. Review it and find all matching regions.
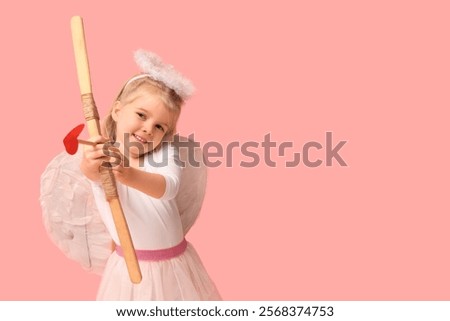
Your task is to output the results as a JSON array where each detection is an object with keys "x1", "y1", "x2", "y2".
[{"x1": 145, "y1": 143, "x2": 182, "y2": 200}]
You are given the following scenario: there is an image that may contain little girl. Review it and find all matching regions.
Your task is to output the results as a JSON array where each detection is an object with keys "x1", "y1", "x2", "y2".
[{"x1": 41, "y1": 50, "x2": 221, "y2": 300}]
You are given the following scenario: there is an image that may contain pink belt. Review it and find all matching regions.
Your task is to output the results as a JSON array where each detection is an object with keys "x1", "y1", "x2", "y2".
[{"x1": 115, "y1": 238, "x2": 188, "y2": 261}]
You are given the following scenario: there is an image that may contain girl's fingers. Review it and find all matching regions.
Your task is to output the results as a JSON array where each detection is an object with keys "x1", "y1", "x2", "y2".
[
  {"x1": 85, "y1": 141, "x2": 117, "y2": 158},
  {"x1": 83, "y1": 139, "x2": 123, "y2": 173},
  {"x1": 88, "y1": 135, "x2": 109, "y2": 144},
  {"x1": 84, "y1": 146, "x2": 106, "y2": 159},
  {"x1": 106, "y1": 147, "x2": 123, "y2": 168},
  {"x1": 83, "y1": 136, "x2": 110, "y2": 153}
]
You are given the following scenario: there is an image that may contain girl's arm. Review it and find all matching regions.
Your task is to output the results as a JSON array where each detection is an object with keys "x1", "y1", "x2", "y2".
[
  {"x1": 109, "y1": 144, "x2": 181, "y2": 200},
  {"x1": 114, "y1": 167, "x2": 167, "y2": 199}
]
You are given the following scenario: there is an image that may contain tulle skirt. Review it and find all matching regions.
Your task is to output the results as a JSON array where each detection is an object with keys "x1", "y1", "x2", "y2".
[{"x1": 97, "y1": 242, "x2": 222, "y2": 300}]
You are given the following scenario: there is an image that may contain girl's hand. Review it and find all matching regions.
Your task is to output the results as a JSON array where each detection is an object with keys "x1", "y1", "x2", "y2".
[
  {"x1": 106, "y1": 146, "x2": 133, "y2": 185},
  {"x1": 80, "y1": 135, "x2": 110, "y2": 182}
]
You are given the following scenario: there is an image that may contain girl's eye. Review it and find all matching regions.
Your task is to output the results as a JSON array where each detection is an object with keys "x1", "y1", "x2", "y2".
[
  {"x1": 137, "y1": 112, "x2": 146, "y2": 120},
  {"x1": 156, "y1": 125, "x2": 165, "y2": 132}
]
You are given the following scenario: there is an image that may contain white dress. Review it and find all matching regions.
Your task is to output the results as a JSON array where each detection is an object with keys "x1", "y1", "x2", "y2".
[{"x1": 40, "y1": 138, "x2": 221, "y2": 300}]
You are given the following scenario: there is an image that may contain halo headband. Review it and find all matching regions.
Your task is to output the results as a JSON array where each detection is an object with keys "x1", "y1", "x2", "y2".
[{"x1": 127, "y1": 49, "x2": 195, "y2": 100}]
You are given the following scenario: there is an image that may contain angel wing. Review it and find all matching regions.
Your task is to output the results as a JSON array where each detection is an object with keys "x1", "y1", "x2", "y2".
[
  {"x1": 173, "y1": 135, "x2": 208, "y2": 234},
  {"x1": 40, "y1": 149, "x2": 112, "y2": 274},
  {"x1": 40, "y1": 136, "x2": 207, "y2": 274}
]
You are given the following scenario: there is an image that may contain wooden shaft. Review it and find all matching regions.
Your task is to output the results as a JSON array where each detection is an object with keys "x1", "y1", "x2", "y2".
[
  {"x1": 70, "y1": 16, "x2": 92, "y2": 95},
  {"x1": 109, "y1": 198, "x2": 141, "y2": 279},
  {"x1": 71, "y1": 16, "x2": 142, "y2": 284},
  {"x1": 77, "y1": 139, "x2": 96, "y2": 146}
]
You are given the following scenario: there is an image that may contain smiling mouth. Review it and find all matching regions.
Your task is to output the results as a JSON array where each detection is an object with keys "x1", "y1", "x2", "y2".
[{"x1": 133, "y1": 134, "x2": 148, "y2": 144}]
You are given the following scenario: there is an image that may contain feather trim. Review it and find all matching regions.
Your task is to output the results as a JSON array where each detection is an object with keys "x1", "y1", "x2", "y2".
[{"x1": 133, "y1": 49, "x2": 195, "y2": 99}]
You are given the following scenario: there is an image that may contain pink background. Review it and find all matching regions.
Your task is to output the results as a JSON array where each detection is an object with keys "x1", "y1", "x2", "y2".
[{"x1": 1, "y1": 1, "x2": 449, "y2": 300}]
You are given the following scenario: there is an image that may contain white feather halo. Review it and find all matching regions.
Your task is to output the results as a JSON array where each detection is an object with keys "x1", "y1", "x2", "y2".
[{"x1": 131, "y1": 49, "x2": 195, "y2": 100}]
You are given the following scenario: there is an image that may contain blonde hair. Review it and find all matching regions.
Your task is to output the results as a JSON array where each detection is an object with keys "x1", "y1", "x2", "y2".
[{"x1": 104, "y1": 75, "x2": 184, "y2": 150}]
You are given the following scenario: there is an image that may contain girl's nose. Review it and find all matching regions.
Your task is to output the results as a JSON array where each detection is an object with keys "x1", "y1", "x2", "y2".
[{"x1": 143, "y1": 123, "x2": 154, "y2": 136}]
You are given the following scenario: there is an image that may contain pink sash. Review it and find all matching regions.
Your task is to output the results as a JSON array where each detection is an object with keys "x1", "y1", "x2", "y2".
[{"x1": 115, "y1": 238, "x2": 187, "y2": 261}]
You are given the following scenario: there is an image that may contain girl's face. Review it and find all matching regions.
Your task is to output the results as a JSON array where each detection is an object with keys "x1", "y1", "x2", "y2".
[{"x1": 112, "y1": 87, "x2": 172, "y2": 160}]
